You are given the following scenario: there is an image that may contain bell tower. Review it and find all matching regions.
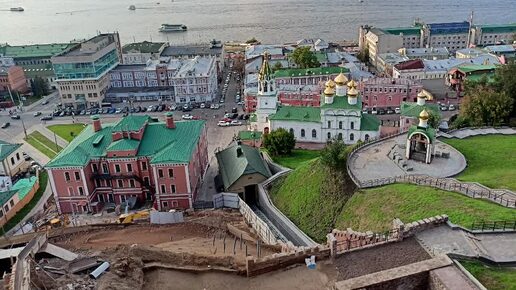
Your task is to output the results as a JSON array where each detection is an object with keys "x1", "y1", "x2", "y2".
[{"x1": 255, "y1": 51, "x2": 278, "y2": 125}]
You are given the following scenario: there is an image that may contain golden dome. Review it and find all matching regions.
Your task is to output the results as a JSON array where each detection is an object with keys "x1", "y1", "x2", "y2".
[
  {"x1": 419, "y1": 109, "x2": 429, "y2": 120},
  {"x1": 324, "y1": 86, "x2": 335, "y2": 96},
  {"x1": 325, "y1": 79, "x2": 336, "y2": 89},
  {"x1": 347, "y1": 79, "x2": 357, "y2": 88},
  {"x1": 417, "y1": 91, "x2": 426, "y2": 98},
  {"x1": 334, "y1": 72, "x2": 348, "y2": 85},
  {"x1": 347, "y1": 87, "x2": 359, "y2": 97}
]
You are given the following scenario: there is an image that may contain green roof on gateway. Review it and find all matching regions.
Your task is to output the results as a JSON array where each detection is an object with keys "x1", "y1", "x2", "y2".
[
  {"x1": 269, "y1": 106, "x2": 321, "y2": 123},
  {"x1": 46, "y1": 116, "x2": 205, "y2": 168},
  {"x1": 0, "y1": 43, "x2": 76, "y2": 59},
  {"x1": 274, "y1": 66, "x2": 349, "y2": 78}
]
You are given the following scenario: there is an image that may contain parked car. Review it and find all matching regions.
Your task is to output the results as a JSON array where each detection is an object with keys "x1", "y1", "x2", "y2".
[
  {"x1": 362, "y1": 109, "x2": 368, "y2": 114},
  {"x1": 243, "y1": 114, "x2": 250, "y2": 120},
  {"x1": 1, "y1": 122, "x2": 10, "y2": 128},
  {"x1": 371, "y1": 108, "x2": 378, "y2": 115},
  {"x1": 395, "y1": 107, "x2": 401, "y2": 114},
  {"x1": 41, "y1": 115, "x2": 53, "y2": 121},
  {"x1": 115, "y1": 108, "x2": 122, "y2": 114},
  {"x1": 157, "y1": 104, "x2": 165, "y2": 112},
  {"x1": 440, "y1": 106, "x2": 448, "y2": 111},
  {"x1": 219, "y1": 99, "x2": 225, "y2": 103},
  {"x1": 231, "y1": 107, "x2": 238, "y2": 113},
  {"x1": 217, "y1": 121, "x2": 230, "y2": 127},
  {"x1": 221, "y1": 117, "x2": 232, "y2": 123},
  {"x1": 147, "y1": 105, "x2": 154, "y2": 112},
  {"x1": 237, "y1": 101, "x2": 245, "y2": 106},
  {"x1": 448, "y1": 104, "x2": 456, "y2": 111},
  {"x1": 10, "y1": 115, "x2": 20, "y2": 120},
  {"x1": 182, "y1": 114, "x2": 193, "y2": 120},
  {"x1": 182, "y1": 104, "x2": 192, "y2": 112},
  {"x1": 386, "y1": 108, "x2": 394, "y2": 114},
  {"x1": 136, "y1": 106, "x2": 142, "y2": 113},
  {"x1": 41, "y1": 100, "x2": 49, "y2": 105},
  {"x1": 200, "y1": 103, "x2": 206, "y2": 109},
  {"x1": 230, "y1": 120, "x2": 242, "y2": 126},
  {"x1": 53, "y1": 111, "x2": 61, "y2": 117},
  {"x1": 33, "y1": 112, "x2": 42, "y2": 117},
  {"x1": 23, "y1": 152, "x2": 31, "y2": 161},
  {"x1": 378, "y1": 109, "x2": 386, "y2": 115},
  {"x1": 80, "y1": 110, "x2": 86, "y2": 115}
]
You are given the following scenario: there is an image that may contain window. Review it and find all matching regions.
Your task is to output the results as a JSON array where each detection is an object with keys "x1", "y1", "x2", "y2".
[
  {"x1": 327, "y1": 132, "x2": 331, "y2": 139},
  {"x1": 68, "y1": 187, "x2": 74, "y2": 196},
  {"x1": 163, "y1": 201, "x2": 168, "y2": 208},
  {"x1": 168, "y1": 168, "x2": 174, "y2": 178},
  {"x1": 117, "y1": 180, "x2": 123, "y2": 188},
  {"x1": 115, "y1": 164, "x2": 121, "y2": 173},
  {"x1": 339, "y1": 121, "x2": 343, "y2": 129},
  {"x1": 143, "y1": 177, "x2": 150, "y2": 186},
  {"x1": 102, "y1": 163, "x2": 109, "y2": 173},
  {"x1": 95, "y1": 179, "x2": 101, "y2": 187},
  {"x1": 301, "y1": 129, "x2": 305, "y2": 137},
  {"x1": 16, "y1": 153, "x2": 20, "y2": 160},
  {"x1": 121, "y1": 195, "x2": 126, "y2": 203},
  {"x1": 92, "y1": 163, "x2": 98, "y2": 173},
  {"x1": 289, "y1": 128, "x2": 294, "y2": 135},
  {"x1": 158, "y1": 169, "x2": 164, "y2": 178},
  {"x1": 75, "y1": 172, "x2": 80, "y2": 181},
  {"x1": 129, "y1": 179, "x2": 135, "y2": 188},
  {"x1": 161, "y1": 185, "x2": 166, "y2": 194},
  {"x1": 338, "y1": 133, "x2": 343, "y2": 140},
  {"x1": 171, "y1": 185, "x2": 176, "y2": 193},
  {"x1": 350, "y1": 122, "x2": 354, "y2": 130},
  {"x1": 11, "y1": 157, "x2": 14, "y2": 165},
  {"x1": 327, "y1": 121, "x2": 331, "y2": 128},
  {"x1": 312, "y1": 129, "x2": 317, "y2": 138},
  {"x1": 350, "y1": 133, "x2": 355, "y2": 141},
  {"x1": 9, "y1": 200, "x2": 14, "y2": 207},
  {"x1": 65, "y1": 172, "x2": 70, "y2": 181},
  {"x1": 4, "y1": 205, "x2": 8, "y2": 213},
  {"x1": 141, "y1": 161, "x2": 147, "y2": 171},
  {"x1": 78, "y1": 187, "x2": 84, "y2": 195},
  {"x1": 0, "y1": 210, "x2": 3, "y2": 218},
  {"x1": 127, "y1": 164, "x2": 132, "y2": 172},
  {"x1": 365, "y1": 134, "x2": 370, "y2": 141}
]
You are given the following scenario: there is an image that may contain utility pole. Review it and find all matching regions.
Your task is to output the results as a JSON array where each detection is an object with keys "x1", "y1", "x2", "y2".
[
  {"x1": 7, "y1": 86, "x2": 15, "y2": 108},
  {"x1": 54, "y1": 132, "x2": 59, "y2": 152}
]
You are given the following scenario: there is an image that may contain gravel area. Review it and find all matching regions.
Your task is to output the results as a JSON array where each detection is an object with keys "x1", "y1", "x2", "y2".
[{"x1": 334, "y1": 238, "x2": 431, "y2": 281}]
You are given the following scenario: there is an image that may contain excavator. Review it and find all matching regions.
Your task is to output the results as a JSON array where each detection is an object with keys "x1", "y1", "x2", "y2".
[{"x1": 117, "y1": 209, "x2": 150, "y2": 224}]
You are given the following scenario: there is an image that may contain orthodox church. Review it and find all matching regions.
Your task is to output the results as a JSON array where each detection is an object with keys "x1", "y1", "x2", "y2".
[{"x1": 251, "y1": 52, "x2": 381, "y2": 145}]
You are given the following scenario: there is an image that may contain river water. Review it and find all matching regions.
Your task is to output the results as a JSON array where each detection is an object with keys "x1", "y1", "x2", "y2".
[{"x1": 0, "y1": 0, "x2": 515, "y2": 45}]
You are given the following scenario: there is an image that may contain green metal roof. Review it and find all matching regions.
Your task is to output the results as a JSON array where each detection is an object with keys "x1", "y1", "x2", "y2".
[
  {"x1": 384, "y1": 27, "x2": 421, "y2": 36},
  {"x1": 0, "y1": 176, "x2": 37, "y2": 206},
  {"x1": 478, "y1": 23, "x2": 516, "y2": 34},
  {"x1": 107, "y1": 138, "x2": 140, "y2": 152},
  {"x1": 0, "y1": 190, "x2": 16, "y2": 207},
  {"x1": 216, "y1": 143, "x2": 272, "y2": 190},
  {"x1": 46, "y1": 115, "x2": 205, "y2": 168},
  {"x1": 466, "y1": 73, "x2": 495, "y2": 83},
  {"x1": 274, "y1": 66, "x2": 349, "y2": 78},
  {"x1": 111, "y1": 115, "x2": 151, "y2": 132},
  {"x1": 320, "y1": 95, "x2": 362, "y2": 110},
  {"x1": 0, "y1": 43, "x2": 76, "y2": 59},
  {"x1": 238, "y1": 131, "x2": 262, "y2": 140},
  {"x1": 360, "y1": 114, "x2": 381, "y2": 131},
  {"x1": 456, "y1": 64, "x2": 497, "y2": 74},
  {"x1": 400, "y1": 102, "x2": 440, "y2": 118},
  {"x1": 408, "y1": 126, "x2": 436, "y2": 142},
  {"x1": 314, "y1": 52, "x2": 328, "y2": 63},
  {"x1": 0, "y1": 141, "x2": 22, "y2": 161},
  {"x1": 269, "y1": 106, "x2": 321, "y2": 123},
  {"x1": 122, "y1": 41, "x2": 165, "y2": 54}
]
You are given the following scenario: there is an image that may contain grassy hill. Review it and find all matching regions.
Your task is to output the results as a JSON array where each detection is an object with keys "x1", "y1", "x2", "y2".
[
  {"x1": 270, "y1": 149, "x2": 320, "y2": 169},
  {"x1": 461, "y1": 260, "x2": 516, "y2": 290},
  {"x1": 268, "y1": 159, "x2": 354, "y2": 242},
  {"x1": 337, "y1": 183, "x2": 516, "y2": 232},
  {"x1": 442, "y1": 135, "x2": 516, "y2": 191}
]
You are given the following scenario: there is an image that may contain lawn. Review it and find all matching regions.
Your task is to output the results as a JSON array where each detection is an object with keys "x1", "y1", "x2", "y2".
[
  {"x1": 442, "y1": 135, "x2": 516, "y2": 191},
  {"x1": 2, "y1": 171, "x2": 48, "y2": 234},
  {"x1": 270, "y1": 149, "x2": 321, "y2": 169},
  {"x1": 29, "y1": 131, "x2": 63, "y2": 152},
  {"x1": 336, "y1": 183, "x2": 516, "y2": 232},
  {"x1": 25, "y1": 135, "x2": 58, "y2": 159},
  {"x1": 461, "y1": 260, "x2": 516, "y2": 290},
  {"x1": 269, "y1": 159, "x2": 353, "y2": 242},
  {"x1": 47, "y1": 123, "x2": 85, "y2": 142}
]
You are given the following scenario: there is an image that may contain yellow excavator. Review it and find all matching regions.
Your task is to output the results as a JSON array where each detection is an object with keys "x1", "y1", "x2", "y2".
[{"x1": 117, "y1": 209, "x2": 150, "y2": 224}]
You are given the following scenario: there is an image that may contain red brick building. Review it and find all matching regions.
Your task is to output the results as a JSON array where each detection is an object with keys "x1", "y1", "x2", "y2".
[
  {"x1": 46, "y1": 113, "x2": 208, "y2": 214},
  {"x1": 0, "y1": 65, "x2": 29, "y2": 93},
  {"x1": 360, "y1": 78, "x2": 423, "y2": 110}
]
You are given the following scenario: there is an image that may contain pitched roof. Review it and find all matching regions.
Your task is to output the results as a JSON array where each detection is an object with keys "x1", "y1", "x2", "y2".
[
  {"x1": 216, "y1": 143, "x2": 272, "y2": 190},
  {"x1": 112, "y1": 115, "x2": 150, "y2": 132},
  {"x1": 408, "y1": 126, "x2": 436, "y2": 142},
  {"x1": 478, "y1": 23, "x2": 516, "y2": 34},
  {"x1": 0, "y1": 141, "x2": 22, "y2": 161},
  {"x1": 269, "y1": 106, "x2": 321, "y2": 123},
  {"x1": 320, "y1": 95, "x2": 362, "y2": 110},
  {"x1": 0, "y1": 43, "x2": 76, "y2": 59},
  {"x1": 456, "y1": 64, "x2": 497, "y2": 74},
  {"x1": 400, "y1": 102, "x2": 440, "y2": 118},
  {"x1": 394, "y1": 59, "x2": 425, "y2": 70},
  {"x1": 0, "y1": 176, "x2": 37, "y2": 205},
  {"x1": 46, "y1": 115, "x2": 205, "y2": 168},
  {"x1": 238, "y1": 131, "x2": 262, "y2": 140},
  {"x1": 122, "y1": 41, "x2": 165, "y2": 54},
  {"x1": 360, "y1": 114, "x2": 381, "y2": 131},
  {"x1": 274, "y1": 66, "x2": 349, "y2": 78}
]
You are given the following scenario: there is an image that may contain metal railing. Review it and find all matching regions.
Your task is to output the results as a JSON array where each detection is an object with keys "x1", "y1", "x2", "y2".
[{"x1": 470, "y1": 220, "x2": 516, "y2": 232}]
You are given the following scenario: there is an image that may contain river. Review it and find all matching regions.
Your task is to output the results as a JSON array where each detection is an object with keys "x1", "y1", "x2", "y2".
[{"x1": 0, "y1": 0, "x2": 515, "y2": 46}]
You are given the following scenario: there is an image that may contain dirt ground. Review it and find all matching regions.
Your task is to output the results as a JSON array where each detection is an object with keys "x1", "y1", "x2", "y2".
[{"x1": 143, "y1": 262, "x2": 337, "y2": 290}]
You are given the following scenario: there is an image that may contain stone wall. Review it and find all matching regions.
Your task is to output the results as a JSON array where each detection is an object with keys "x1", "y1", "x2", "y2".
[{"x1": 238, "y1": 195, "x2": 279, "y2": 245}]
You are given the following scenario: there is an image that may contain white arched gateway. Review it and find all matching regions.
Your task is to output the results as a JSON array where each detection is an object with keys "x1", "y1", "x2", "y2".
[{"x1": 405, "y1": 109, "x2": 436, "y2": 164}]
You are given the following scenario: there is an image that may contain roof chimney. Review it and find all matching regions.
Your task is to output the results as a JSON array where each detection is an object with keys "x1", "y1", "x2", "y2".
[
  {"x1": 236, "y1": 146, "x2": 243, "y2": 157},
  {"x1": 165, "y1": 112, "x2": 175, "y2": 129},
  {"x1": 91, "y1": 115, "x2": 102, "y2": 132}
]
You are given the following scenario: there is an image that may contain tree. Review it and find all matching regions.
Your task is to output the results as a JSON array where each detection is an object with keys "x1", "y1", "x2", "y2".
[
  {"x1": 427, "y1": 111, "x2": 441, "y2": 129},
  {"x1": 492, "y1": 62, "x2": 516, "y2": 117},
  {"x1": 272, "y1": 62, "x2": 283, "y2": 72},
  {"x1": 290, "y1": 47, "x2": 320, "y2": 69},
  {"x1": 245, "y1": 37, "x2": 259, "y2": 44},
  {"x1": 357, "y1": 47, "x2": 369, "y2": 64},
  {"x1": 459, "y1": 86, "x2": 513, "y2": 126},
  {"x1": 31, "y1": 76, "x2": 49, "y2": 97},
  {"x1": 320, "y1": 138, "x2": 349, "y2": 172},
  {"x1": 263, "y1": 128, "x2": 295, "y2": 156}
]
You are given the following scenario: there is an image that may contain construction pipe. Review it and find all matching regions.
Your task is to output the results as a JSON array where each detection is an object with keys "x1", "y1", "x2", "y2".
[{"x1": 90, "y1": 262, "x2": 110, "y2": 279}]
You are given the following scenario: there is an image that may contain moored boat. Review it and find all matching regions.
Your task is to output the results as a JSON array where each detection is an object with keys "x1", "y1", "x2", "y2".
[{"x1": 159, "y1": 24, "x2": 187, "y2": 32}]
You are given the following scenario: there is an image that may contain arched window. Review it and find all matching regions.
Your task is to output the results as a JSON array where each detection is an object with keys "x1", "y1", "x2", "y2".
[
  {"x1": 365, "y1": 134, "x2": 370, "y2": 141},
  {"x1": 301, "y1": 129, "x2": 305, "y2": 138},
  {"x1": 327, "y1": 121, "x2": 331, "y2": 128},
  {"x1": 339, "y1": 121, "x2": 343, "y2": 129},
  {"x1": 312, "y1": 129, "x2": 317, "y2": 138},
  {"x1": 338, "y1": 133, "x2": 343, "y2": 140},
  {"x1": 289, "y1": 128, "x2": 294, "y2": 135},
  {"x1": 327, "y1": 132, "x2": 331, "y2": 139},
  {"x1": 350, "y1": 122, "x2": 354, "y2": 130},
  {"x1": 350, "y1": 133, "x2": 354, "y2": 141}
]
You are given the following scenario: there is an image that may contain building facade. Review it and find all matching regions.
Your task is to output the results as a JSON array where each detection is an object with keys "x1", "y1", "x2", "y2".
[
  {"x1": 121, "y1": 41, "x2": 168, "y2": 65},
  {"x1": 469, "y1": 24, "x2": 516, "y2": 46},
  {"x1": 360, "y1": 78, "x2": 423, "y2": 110},
  {"x1": 46, "y1": 114, "x2": 209, "y2": 214},
  {"x1": 51, "y1": 33, "x2": 122, "y2": 109},
  {"x1": 0, "y1": 141, "x2": 29, "y2": 179},
  {"x1": 0, "y1": 65, "x2": 28, "y2": 93}
]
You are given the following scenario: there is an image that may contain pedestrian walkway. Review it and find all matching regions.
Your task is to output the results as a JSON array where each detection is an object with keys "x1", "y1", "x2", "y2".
[
  {"x1": 33, "y1": 123, "x2": 69, "y2": 148},
  {"x1": 438, "y1": 127, "x2": 516, "y2": 139}
]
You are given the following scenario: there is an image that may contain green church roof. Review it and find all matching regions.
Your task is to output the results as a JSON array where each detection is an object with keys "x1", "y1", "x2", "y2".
[
  {"x1": 360, "y1": 114, "x2": 381, "y2": 131},
  {"x1": 400, "y1": 102, "x2": 440, "y2": 118},
  {"x1": 46, "y1": 115, "x2": 205, "y2": 168},
  {"x1": 216, "y1": 143, "x2": 272, "y2": 190},
  {"x1": 274, "y1": 66, "x2": 349, "y2": 78},
  {"x1": 269, "y1": 106, "x2": 321, "y2": 123},
  {"x1": 320, "y1": 95, "x2": 362, "y2": 110}
]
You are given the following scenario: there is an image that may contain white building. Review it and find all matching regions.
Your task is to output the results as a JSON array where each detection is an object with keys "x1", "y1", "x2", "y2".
[{"x1": 121, "y1": 41, "x2": 168, "y2": 65}]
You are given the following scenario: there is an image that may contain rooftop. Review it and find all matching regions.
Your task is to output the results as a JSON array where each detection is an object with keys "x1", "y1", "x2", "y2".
[
  {"x1": 484, "y1": 45, "x2": 516, "y2": 53},
  {"x1": 408, "y1": 126, "x2": 436, "y2": 142},
  {"x1": 394, "y1": 59, "x2": 425, "y2": 70},
  {"x1": 245, "y1": 45, "x2": 286, "y2": 59},
  {"x1": 384, "y1": 27, "x2": 422, "y2": 36},
  {"x1": 0, "y1": 43, "x2": 76, "y2": 59},
  {"x1": 0, "y1": 141, "x2": 22, "y2": 161},
  {"x1": 401, "y1": 47, "x2": 450, "y2": 56},
  {"x1": 274, "y1": 66, "x2": 349, "y2": 78},
  {"x1": 400, "y1": 102, "x2": 440, "y2": 118},
  {"x1": 122, "y1": 41, "x2": 166, "y2": 54},
  {"x1": 46, "y1": 115, "x2": 205, "y2": 168},
  {"x1": 360, "y1": 113, "x2": 381, "y2": 131},
  {"x1": 238, "y1": 131, "x2": 262, "y2": 141},
  {"x1": 161, "y1": 44, "x2": 222, "y2": 57},
  {"x1": 455, "y1": 64, "x2": 498, "y2": 74},
  {"x1": 216, "y1": 143, "x2": 272, "y2": 190},
  {"x1": 55, "y1": 34, "x2": 116, "y2": 58},
  {"x1": 320, "y1": 95, "x2": 362, "y2": 110},
  {"x1": 426, "y1": 21, "x2": 469, "y2": 34},
  {"x1": 477, "y1": 23, "x2": 516, "y2": 34},
  {"x1": 175, "y1": 56, "x2": 215, "y2": 77},
  {"x1": 269, "y1": 106, "x2": 321, "y2": 123},
  {"x1": 0, "y1": 176, "x2": 37, "y2": 206}
]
